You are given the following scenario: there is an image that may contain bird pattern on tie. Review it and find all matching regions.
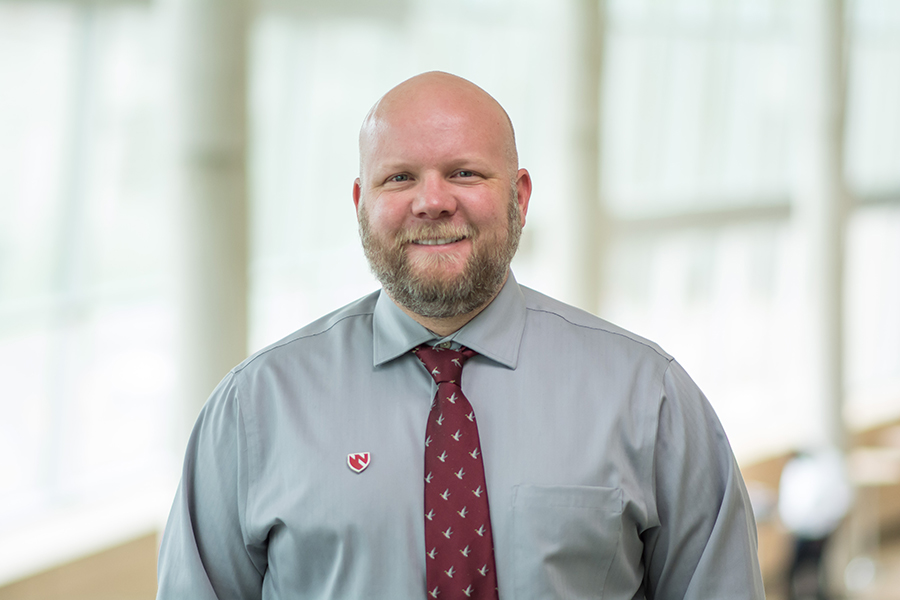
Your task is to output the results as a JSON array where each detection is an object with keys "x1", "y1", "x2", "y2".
[{"x1": 415, "y1": 345, "x2": 499, "y2": 600}]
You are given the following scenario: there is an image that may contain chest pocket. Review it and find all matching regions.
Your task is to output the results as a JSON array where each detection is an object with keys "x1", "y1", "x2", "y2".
[{"x1": 511, "y1": 485, "x2": 623, "y2": 600}]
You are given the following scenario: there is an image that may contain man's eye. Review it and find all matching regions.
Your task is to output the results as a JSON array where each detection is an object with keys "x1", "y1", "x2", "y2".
[
  {"x1": 388, "y1": 174, "x2": 410, "y2": 183},
  {"x1": 456, "y1": 170, "x2": 475, "y2": 178}
]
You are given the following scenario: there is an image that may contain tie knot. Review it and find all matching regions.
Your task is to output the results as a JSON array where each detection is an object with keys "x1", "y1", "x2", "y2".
[{"x1": 414, "y1": 345, "x2": 476, "y2": 384}]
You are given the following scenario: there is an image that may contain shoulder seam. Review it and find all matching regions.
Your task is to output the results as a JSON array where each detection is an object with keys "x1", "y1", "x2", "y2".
[
  {"x1": 233, "y1": 310, "x2": 373, "y2": 374},
  {"x1": 524, "y1": 306, "x2": 671, "y2": 361}
]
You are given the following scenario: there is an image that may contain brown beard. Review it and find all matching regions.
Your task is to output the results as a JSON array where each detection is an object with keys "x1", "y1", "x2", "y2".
[{"x1": 358, "y1": 190, "x2": 521, "y2": 319}]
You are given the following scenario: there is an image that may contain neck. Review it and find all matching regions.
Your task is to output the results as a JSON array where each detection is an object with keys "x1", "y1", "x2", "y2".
[{"x1": 397, "y1": 303, "x2": 489, "y2": 337}]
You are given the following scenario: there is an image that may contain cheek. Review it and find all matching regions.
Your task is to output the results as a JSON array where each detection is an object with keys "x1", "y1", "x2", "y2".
[
  {"x1": 469, "y1": 201, "x2": 512, "y2": 237},
  {"x1": 363, "y1": 199, "x2": 405, "y2": 235}
]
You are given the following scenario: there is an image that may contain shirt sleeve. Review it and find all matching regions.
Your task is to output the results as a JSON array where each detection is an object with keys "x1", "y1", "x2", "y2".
[
  {"x1": 157, "y1": 372, "x2": 267, "y2": 599},
  {"x1": 641, "y1": 360, "x2": 765, "y2": 599}
]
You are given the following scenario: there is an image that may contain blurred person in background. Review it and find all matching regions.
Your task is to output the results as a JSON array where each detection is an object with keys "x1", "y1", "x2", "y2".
[
  {"x1": 778, "y1": 446, "x2": 854, "y2": 600},
  {"x1": 156, "y1": 72, "x2": 764, "y2": 599}
]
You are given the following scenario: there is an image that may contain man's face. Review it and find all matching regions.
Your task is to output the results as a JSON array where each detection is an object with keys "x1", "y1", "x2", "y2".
[
  {"x1": 358, "y1": 185, "x2": 522, "y2": 319},
  {"x1": 353, "y1": 81, "x2": 530, "y2": 319}
]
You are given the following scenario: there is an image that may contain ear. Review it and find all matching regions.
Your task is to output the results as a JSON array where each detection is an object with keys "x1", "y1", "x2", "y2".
[
  {"x1": 515, "y1": 168, "x2": 532, "y2": 227},
  {"x1": 352, "y1": 178, "x2": 362, "y2": 215}
]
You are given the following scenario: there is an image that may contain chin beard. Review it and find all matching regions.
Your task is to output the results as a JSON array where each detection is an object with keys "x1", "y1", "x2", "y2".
[{"x1": 358, "y1": 194, "x2": 521, "y2": 320}]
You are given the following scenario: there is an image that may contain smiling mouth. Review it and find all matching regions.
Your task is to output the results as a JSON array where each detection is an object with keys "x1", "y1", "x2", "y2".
[{"x1": 412, "y1": 236, "x2": 467, "y2": 246}]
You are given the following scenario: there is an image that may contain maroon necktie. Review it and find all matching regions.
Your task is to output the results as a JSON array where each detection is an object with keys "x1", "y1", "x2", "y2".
[{"x1": 415, "y1": 345, "x2": 499, "y2": 600}]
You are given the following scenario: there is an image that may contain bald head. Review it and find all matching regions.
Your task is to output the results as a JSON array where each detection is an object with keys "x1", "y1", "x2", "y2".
[{"x1": 358, "y1": 72, "x2": 518, "y2": 186}]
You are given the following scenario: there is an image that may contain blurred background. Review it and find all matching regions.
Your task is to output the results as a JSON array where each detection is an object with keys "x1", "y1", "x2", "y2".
[{"x1": 1, "y1": 0, "x2": 899, "y2": 598}]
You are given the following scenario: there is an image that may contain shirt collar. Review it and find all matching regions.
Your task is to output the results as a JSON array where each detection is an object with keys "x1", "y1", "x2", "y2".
[{"x1": 372, "y1": 271, "x2": 526, "y2": 370}]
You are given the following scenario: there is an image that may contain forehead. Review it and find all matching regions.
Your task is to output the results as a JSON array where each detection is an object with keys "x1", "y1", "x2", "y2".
[
  {"x1": 360, "y1": 83, "x2": 513, "y2": 176},
  {"x1": 371, "y1": 111, "x2": 502, "y2": 159}
]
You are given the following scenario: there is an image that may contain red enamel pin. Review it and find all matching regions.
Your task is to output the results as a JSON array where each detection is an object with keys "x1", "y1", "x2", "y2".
[{"x1": 347, "y1": 452, "x2": 371, "y2": 473}]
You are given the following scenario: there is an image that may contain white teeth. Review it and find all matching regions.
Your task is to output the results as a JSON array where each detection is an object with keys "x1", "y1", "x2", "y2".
[{"x1": 416, "y1": 237, "x2": 463, "y2": 246}]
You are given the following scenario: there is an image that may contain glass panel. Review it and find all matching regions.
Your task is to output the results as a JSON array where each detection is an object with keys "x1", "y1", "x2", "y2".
[
  {"x1": 0, "y1": 3, "x2": 175, "y2": 534},
  {"x1": 845, "y1": 206, "x2": 900, "y2": 427},
  {"x1": 601, "y1": 0, "x2": 796, "y2": 215},
  {"x1": 845, "y1": 0, "x2": 900, "y2": 192}
]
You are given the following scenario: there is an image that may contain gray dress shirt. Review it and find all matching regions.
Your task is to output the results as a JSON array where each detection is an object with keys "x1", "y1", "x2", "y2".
[{"x1": 157, "y1": 273, "x2": 765, "y2": 599}]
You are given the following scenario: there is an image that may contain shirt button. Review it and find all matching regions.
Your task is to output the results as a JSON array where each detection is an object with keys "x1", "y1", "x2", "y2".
[{"x1": 438, "y1": 342, "x2": 452, "y2": 349}]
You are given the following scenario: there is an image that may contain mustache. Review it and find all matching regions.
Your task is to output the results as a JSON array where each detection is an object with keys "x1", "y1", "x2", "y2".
[{"x1": 395, "y1": 223, "x2": 477, "y2": 245}]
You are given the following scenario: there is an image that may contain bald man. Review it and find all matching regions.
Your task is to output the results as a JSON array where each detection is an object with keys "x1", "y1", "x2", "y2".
[{"x1": 157, "y1": 72, "x2": 765, "y2": 600}]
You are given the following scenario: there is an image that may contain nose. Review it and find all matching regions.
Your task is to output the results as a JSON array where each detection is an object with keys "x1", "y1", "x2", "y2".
[{"x1": 411, "y1": 174, "x2": 457, "y2": 219}]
